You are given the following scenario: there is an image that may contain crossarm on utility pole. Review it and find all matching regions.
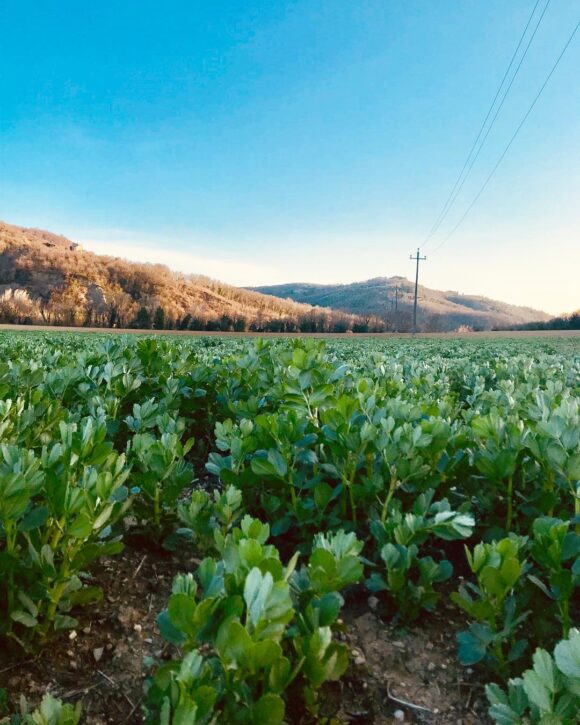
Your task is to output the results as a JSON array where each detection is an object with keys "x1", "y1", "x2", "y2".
[{"x1": 410, "y1": 249, "x2": 427, "y2": 336}]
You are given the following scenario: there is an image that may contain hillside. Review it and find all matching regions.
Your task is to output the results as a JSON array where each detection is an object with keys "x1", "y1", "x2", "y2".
[
  {"x1": 251, "y1": 277, "x2": 551, "y2": 331},
  {"x1": 0, "y1": 221, "x2": 363, "y2": 332}
]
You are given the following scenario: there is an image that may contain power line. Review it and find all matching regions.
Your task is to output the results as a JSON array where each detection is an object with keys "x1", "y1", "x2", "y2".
[
  {"x1": 424, "y1": 0, "x2": 552, "y2": 248},
  {"x1": 431, "y1": 18, "x2": 580, "y2": 254},
  {"x1": 422, "y1": 0, "x2": 548, "y2": 249}
]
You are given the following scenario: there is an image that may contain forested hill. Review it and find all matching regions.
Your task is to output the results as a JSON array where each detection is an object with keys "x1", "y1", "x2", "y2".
[
  {"x1": 0, "y1": 221, "x2": 365, "y2": 331},
  {"x1": 251, "y1": 277, "x2": 551, "y2": 331}
]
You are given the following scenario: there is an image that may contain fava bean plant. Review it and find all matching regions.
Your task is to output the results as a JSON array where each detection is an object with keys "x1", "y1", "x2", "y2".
[{"x1": 0, "y1": 331, "x2": 578, "y2": 719}]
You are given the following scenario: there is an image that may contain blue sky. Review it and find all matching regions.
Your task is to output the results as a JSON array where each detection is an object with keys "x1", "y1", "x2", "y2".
[{"x1": 1, "y1": 0, "x2": 578, "y2": 313}]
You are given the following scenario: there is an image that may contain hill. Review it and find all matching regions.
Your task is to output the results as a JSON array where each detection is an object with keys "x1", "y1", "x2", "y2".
[
  {"x1": 0, "y1": 221, "x2": 364, "y2": 332},
  {"x1": 250, "y1": 277, "x2": 551, "y2": 331}
]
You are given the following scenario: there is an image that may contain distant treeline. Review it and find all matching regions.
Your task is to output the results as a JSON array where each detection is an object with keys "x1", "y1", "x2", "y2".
[
  {"x1": 120, "y1": 306, "x2": 391, "y2": 333},
  {"x1": 0, "y1": 289, "x2": 391, "y2": 333},
  {"x1": 494, "y1": 311, "x2": 580, "y2": 332}
]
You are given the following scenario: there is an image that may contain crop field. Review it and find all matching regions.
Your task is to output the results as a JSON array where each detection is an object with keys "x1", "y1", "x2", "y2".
[{"x1": 0, "y1": 331, "x2": 578, "y2": 724}]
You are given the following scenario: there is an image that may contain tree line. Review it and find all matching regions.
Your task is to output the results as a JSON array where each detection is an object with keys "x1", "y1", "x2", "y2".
[
  {"x1": 494, "y1": 311, "x2": 580, "y2": 332},
  {"x1": 0, "y1": 283, "x2": 392, "y2": 333}
]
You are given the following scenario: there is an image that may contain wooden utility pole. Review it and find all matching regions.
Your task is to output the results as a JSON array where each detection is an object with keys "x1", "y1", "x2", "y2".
[{"x1": 410, "y1": 248, "x2": 426, "y2": 336}]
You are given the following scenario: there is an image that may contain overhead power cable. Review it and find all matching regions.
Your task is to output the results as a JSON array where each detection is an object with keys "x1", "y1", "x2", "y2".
[
  {"x1": 422, "y1": 0, "x2": 548, "y2": 249},
  {"x1": 430, "y1": 18, "x2": 580, "y2": 254}
]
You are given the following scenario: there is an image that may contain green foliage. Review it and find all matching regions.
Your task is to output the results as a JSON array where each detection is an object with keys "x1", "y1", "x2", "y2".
[
  {"x1": 452, "y1": 537, "x2": 529, "y2": 674},
  {"x1": 486, "y1": 628, "x2": 580, "y2": 724},
  {"x1": 145, "y1": 522, "x2": 363, "y2": 723},
  {"x1": 167, "y1": 485, "x2": 244, "y2": 554},
  {"x1": 0, "y1": 694, "x2": 82, "y2": 725},
  {"x1": 0, "y1": 331, "x2": 578, "y2": 713},
  {"x1": 0, "y1": 419, "x2": 132, "y2": 645},
  {"x1": 127, "y1": 428, "x2": 194, "y2": 538},
  {"x1": 528, "y1": 517, "x2": 580, "y2": 638},
  {"x1": 367, "y1": 492, "x2": 474, "y2": 620}
]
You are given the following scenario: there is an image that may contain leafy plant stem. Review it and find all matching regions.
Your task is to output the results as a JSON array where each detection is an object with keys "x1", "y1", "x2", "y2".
[
  {"x1": 505, "y1": 476, "x2": 513, "y2": 532},
  {"x1": 380, "y1": 476, "x2": 398, "y2": 525}
]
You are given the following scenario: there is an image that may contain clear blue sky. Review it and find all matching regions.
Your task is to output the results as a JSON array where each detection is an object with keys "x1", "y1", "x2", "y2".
[{"x1": 1, "y1": 0, "x2": 578, "y2": 313}]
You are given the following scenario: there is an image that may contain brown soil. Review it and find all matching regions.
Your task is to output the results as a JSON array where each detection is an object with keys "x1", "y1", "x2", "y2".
[
  {"x1": 0, "y1": 546, "x2": 194, "y2": 724},
  {"x1": 0, "y1": 542, "x2": 489, "y2": 724},
  {"x1": 325, "y1": 604, "x2": 489, "y2": 724}
]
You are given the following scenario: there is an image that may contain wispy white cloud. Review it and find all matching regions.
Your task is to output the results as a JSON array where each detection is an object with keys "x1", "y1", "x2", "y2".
[
  {"x1": 78, "y1": 234, "x2": 278, "y2": 287},
  {"x1": 74, "y1": 226, "x2": 578, "y2": 315}
]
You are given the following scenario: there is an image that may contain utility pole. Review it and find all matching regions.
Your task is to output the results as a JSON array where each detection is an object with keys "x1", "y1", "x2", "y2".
[{"x1": 409, "y1": 248, "x2": 426, "y2": 336}]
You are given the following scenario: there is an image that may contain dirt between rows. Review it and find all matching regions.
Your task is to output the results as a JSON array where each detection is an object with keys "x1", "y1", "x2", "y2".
[{"x1": 0, "y1": 542, "x2": 489, "y2": 724}]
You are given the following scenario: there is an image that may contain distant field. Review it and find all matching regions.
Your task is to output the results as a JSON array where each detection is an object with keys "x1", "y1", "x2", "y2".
[{"x1": 1, "y1": 322, "x2": 579, "y2": 339}]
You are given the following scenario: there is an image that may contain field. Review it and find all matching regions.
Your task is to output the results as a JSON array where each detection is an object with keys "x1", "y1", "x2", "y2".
[
  {"x1": 0, "y1": 331, "x2": 578, "y2": 724},
  {"x1": 2, "y1": 323, "x2": 580, "y2": 339}
]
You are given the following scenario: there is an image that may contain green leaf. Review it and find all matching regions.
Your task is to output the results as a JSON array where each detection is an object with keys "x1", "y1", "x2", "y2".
[
  {"x1": 250, "y1": 457, "x2": 276, "y2": 478},
  {"x1": 554, "y1": 628, "x2": 580, "y2": 679},
  {"x1": 267, "y1": 449, "x2": 287, "y2": 478},
  {"x1": 522, "y1": 670, "x2": 551, "y2": 713},
  {"x1": 167, "y1": 593, "x2": 196, "y2": 637},
  {"x1": 157, "y1": 609, "x2": 186, "y2": 646},
  {"x1": 487, "y1": 702, "x2": 523, "y2": 725},
  {"x1": 253, "y1": 639, "x2": 283, "y2": 670},
  {"x1": 252, "y1": 693, "x2": 285, "y2": 724},
  {"x1": 173, "y1": 698, "x2": 198, "y2": 725},
  {"x1": 532, "y1": 649, "x2": 556, "y2": 694},
  {"x1": 216, "y1": 619, "x2": 252, "y2": 666},
  {"x1": 10, "y1": 610, "x2": 38, "y2": 628},
  {"x1": 17, "y1": 591, "x2": 38, "y2": 618},
  {"x1": 315, "y1": 592, "x2": 343, "y2": 627},
  {"x1": 67, "y1": 586, "x2": 103, "y2": 607},
  {"x1": 457, "y1": 624, "x2": 494, "y2": 665},
  {"x1": 244, "y1": 568, "x2": 274, "y2": 627},
  {"x1": 68, "y1": 513, "x2": 93, "y2": 539},
  {"x1": 18, "y1": 506, "x2": 49, "y2": 532},
  {"x1": 313, "y1": 482, "x2": 333, "y2": 510},
  {"x1": 485, "y1": 683, "x2": 509, "y2": 707},
  {"x1": 54, "y1": 614, "x2": 79, "y2": 630}
]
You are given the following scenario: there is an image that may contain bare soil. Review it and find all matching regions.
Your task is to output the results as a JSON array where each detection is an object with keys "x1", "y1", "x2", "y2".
[{"x1": 0, "y1": 543, "x2": 489, "y2": 724}]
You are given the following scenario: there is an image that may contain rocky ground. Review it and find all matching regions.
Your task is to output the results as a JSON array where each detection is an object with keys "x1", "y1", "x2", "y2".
[{"x1": 0, "y1": 543, "x2": 489, "y2": 724}]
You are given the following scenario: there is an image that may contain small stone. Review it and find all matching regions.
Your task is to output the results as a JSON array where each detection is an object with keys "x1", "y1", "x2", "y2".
[
  {"x1": 354, "y1": 653, "x2": 366, "y2": 666},
  {"x1": 425, "y1": 642, "x2": 434, "y2": 650},
  {"x1": 368, "y1": 595, "x2": 379, "y2": 611},
  {"x1": 133, "y1": 623, "x2": 142, "y2": 634},
  {"x1": 393, "y1": 709, "x2": 405, "y2": 721},
  {"x1": 106, "y1": 643, "x2": 114, "y2": 651},
  {"x1": 427, "y1": 662, "x2": 436, "y2": 672},
  {"x1": 67, "y1": 649, "x2": 74, "y2": 657},
  {"x1": 70, "y1": 660, "x2": 78, "y2": 670},
  {"x1": 82, "y1": 626, "x2": 91, "y2": 634},
  {"x1": 466, "y1": 667, "x2": 474, "y2": 675},
  {"x1": 68, "y1": 630, "x2": 78, "y2": 640},
  {"x1": 144, "y1": 638, "x2": 153, "y2": 644},
  {"x1": 441, "y1": 663, "x2": 447, "y2": 670},
  {"x1": 93, "y1": 647, "x2": 104, "y2": 662}
]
